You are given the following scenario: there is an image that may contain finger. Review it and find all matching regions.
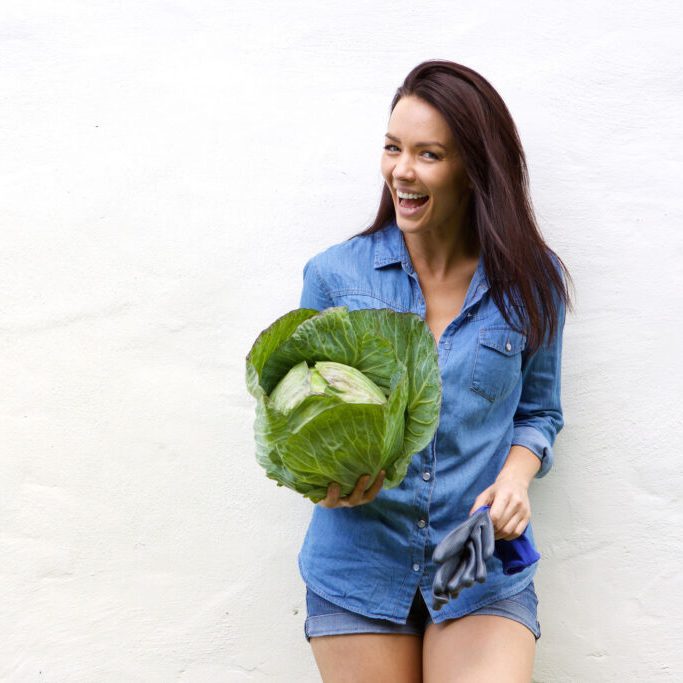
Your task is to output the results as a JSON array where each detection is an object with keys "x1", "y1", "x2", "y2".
[
  {"x1": 320, "y1": 482, "x2": 341, "y2": 508},
  {"x1": 491, "y1": 494, "x2": 526, "y2": 536},
  {"x1": 494, "y1": 505, "x2": 517, "y2": 538},
  {"x1": 505, "y1": 500, "x2": 529, "y2": 529},
  {"x1": 499, "y1": 510, "x2": 527, "y2": 539},
  {"x1": 495, "y1": 523, "x2": 514, "y2": 540},
  {"x1": 501, "y1": 515, "x2": 529, "y2": 540},
  {"x1": 514, "y1": 519, "x2": 530, "y2": 538},
  {"x1": 488, "y1": 493, "x2": 511, "y2": 533},
  {"x1": 469, "y1": 487, "x2": 494, "y2": 516},
  {"x1": 363, "y1": 470, "x2": 386, "y2": 501},
  {"x1": 500, "y1": 494, "x2": 525, "y2": 525},
  {"x1": 331, "y1": 482, "x2": 344, "y2": 502},
  {"x1": 500, "y1": 521, "x2": 520, "y2": 540},
  {"x1": 345, "y1": 474, "x2": 371, "y2": 507}
]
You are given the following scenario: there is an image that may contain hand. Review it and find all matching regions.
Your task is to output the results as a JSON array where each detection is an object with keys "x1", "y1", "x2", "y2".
[
  {"x1": 318, "y1": 470, "x2": 386, "y2": 509},
  {"x1": 469, "y1": 475, "x2": 531, "y2": 541}
]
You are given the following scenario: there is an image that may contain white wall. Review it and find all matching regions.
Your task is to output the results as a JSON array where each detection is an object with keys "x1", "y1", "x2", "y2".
[{"x1": 1, "y1": 1, "x2": 681, "y2": 681}]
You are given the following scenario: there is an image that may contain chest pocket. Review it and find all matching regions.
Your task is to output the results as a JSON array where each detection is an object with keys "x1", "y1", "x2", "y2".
[{"x1": 471, "y1": 327, "x2": 527, "y2": 402}]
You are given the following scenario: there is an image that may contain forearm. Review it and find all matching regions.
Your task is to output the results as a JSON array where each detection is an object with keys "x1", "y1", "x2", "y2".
[{"x1": 497, "y1": 445, "x2": 541, "y2": 488}]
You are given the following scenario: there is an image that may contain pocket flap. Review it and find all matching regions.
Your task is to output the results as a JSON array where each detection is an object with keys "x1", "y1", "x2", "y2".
[{"x1": 478, "y1": 328, "x2": 526, "y2": 355}]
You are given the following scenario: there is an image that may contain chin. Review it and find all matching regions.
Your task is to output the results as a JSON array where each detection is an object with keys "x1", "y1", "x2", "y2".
[{"x1": 395, "y1": 216, "x2": 426, "y2": 232}]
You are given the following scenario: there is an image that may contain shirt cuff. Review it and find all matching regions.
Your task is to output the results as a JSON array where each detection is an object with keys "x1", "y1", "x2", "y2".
[{"x1": 511, "y1": 424, "x2": 554, "y2": 478}]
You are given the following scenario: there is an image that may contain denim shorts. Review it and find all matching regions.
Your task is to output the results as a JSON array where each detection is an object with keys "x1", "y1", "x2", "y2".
[{"x1": 305, "y1": 581, "x2": 541, "y2": 642}]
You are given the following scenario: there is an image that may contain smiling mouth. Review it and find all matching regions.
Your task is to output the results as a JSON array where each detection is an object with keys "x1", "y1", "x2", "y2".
[
  {"x1": 398, "y1": 195, "x2": 429, "y2": 208},
  {"x1": 396, "y1": 194, "x2": 430, "y2": 218}
]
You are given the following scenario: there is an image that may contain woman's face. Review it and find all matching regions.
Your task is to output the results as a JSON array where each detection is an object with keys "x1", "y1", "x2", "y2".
[{"x1": 381, "y1": 95, "x2": 471, "y2": 236}]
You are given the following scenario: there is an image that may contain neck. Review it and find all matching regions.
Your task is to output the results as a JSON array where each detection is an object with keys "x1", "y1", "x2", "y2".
[{"x1": 402, "y1": 216, "x2": 479, "y2": 281}]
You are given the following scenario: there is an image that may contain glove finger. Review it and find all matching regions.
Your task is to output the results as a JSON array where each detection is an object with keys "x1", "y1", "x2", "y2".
[
  {"x1": 432, "y1": 515, "x2": 477, "y2": 564},
  {"x1": 432, "y1": 591, "x2": 449, "y2": 611},
  {"x1": 459, "y1": 540, "x2": 477, "y2": 588},
  {"x1": 468, "y1": 507, "x2": 490, "y2": 533},
  {"x1": 445, "y1": 556, "x2": 469, "y2": 594},
  {"x1": 433, "y1": 555, "x2": 461, "y2": 595},
  {"x1": 481, "y1": 510, "x2": 496, "y2": 559},
  {"x1": 434, "y1": 508, "x2": 490, "y2": 563},
  {"x1": 472, "y1": 523, "x2": 487, "y2": 583}
]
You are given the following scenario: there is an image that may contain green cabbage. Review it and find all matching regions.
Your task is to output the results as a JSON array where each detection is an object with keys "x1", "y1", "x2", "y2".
[{"x1": 245, "y1": 306, "x2": 442, "y2": 503}]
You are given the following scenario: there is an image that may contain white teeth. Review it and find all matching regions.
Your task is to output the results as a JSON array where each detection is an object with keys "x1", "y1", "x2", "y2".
[{"x1": 397, "y1": 191, "x2": 428, "y2": 199}]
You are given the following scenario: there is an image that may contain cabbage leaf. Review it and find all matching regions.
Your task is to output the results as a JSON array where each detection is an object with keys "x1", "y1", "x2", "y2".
[{"x1": 245, "y1": 306, "x2": 442, "y2": 502}]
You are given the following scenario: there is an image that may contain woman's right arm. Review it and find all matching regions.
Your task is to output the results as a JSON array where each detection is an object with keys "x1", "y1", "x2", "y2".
[{"x1": 299, "y1": 257, "x2": 334, "y2": 311}]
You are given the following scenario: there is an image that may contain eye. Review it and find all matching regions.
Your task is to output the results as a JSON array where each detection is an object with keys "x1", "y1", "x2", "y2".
[{"x1": 383, "y1": 144, "x2": 440, "y2": 160}]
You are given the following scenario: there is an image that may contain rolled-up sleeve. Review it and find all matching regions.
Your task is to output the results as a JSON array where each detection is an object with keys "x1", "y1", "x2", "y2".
[
  {"x1": 511, "y1": 293, "x2": 566, "y2": 478},
  {"x1": 299, "y1": 257, "x2": 334, "y2": 311}
]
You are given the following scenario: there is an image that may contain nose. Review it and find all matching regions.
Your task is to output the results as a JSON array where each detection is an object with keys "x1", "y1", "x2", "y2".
[{"x1": 392, "y1": 152, "x2": 416, "y2": 183}]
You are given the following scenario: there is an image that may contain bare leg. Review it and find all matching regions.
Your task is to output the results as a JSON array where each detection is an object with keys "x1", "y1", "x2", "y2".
[
  {"x1": 423, "y1": 615, "x2": 535, "y2": 683},
  {"x1": 310, "y1": 633, "x2": 423, "y2": 683}
]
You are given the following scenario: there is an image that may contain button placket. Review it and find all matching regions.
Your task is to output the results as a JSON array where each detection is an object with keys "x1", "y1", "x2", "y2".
[
  {"x1": 410, "y1": 442, "x2": 434, "y2": 582},
  {"x1": 406, "y1": 269, "x2": 425, "y2": 317}
]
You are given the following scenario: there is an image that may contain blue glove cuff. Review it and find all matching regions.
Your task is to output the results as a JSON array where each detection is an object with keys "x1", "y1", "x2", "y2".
[{"x1": 475, "y1": 505, "x2": 541, "y2": 575}]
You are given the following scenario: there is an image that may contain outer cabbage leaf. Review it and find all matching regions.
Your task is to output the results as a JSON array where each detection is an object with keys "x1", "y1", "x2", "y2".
[
  {"x1": 245, "y1": 306, "x2": 441, "y2": 502},
  {"x1": 347, "y1": 308, "x2": 442, "y2": 459},
  {"x1": 260, "y1": 307, "x2": 359, "y2": 394},
  {"x1": 277, "y1": 401, "x2": 386, "y2": 502},
  {"x1": 246, "y1": 308, "x2": 318, "y2": 399}
]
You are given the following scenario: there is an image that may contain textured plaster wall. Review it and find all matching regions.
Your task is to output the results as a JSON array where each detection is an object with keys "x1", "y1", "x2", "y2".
[{"x1": 1, "y1": 1, "x2": 681, "y2": 681}]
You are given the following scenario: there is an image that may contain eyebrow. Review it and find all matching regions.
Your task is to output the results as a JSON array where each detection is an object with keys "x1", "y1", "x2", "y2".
[{"x1": 384, "y1": 133, "x2": 447, "y2": 151}]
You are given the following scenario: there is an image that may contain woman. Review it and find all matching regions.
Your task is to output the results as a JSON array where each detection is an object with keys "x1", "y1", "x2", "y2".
[{"x1": 297, "y1": 60, "x2": 573, "y2": 682}]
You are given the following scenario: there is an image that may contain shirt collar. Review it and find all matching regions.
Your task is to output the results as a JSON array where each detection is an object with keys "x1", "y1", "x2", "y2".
[
  {"x1": 373, "y1": 218, "x2": 410, "y2": 270},
  {"x1": 373, "y1": 218, "x2": 489, "y2": 294}
]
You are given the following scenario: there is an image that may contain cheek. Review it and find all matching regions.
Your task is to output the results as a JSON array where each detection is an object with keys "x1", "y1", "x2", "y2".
[
  {"x1": 430, "y1": 185, "x2": 453, "y2": 208},
  {"x1": 431, "y1": 181, "x2": 466, "y2": 209}
]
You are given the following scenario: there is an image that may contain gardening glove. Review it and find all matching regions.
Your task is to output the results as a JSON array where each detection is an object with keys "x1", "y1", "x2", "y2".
[
  {"x1": 431, "y1": 506, "x2": 540, "y2": 610},
  {"x1": 432, "y1": 506, "x2": 494, "y2": 609}
]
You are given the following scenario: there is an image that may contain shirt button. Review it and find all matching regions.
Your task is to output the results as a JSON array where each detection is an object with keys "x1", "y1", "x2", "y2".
[
  {"x1": 417, "y1": 519, "x2": 427, "y2": 528},
  {"x1": 412, "y1": 563, "x2": 420, "y2": 572},
  {"x1": 422, "y1": 472, "x2": 431, "y2": 481},
  {"x1": 505, "y1": 341, "x2": 512, "y2": 351}
]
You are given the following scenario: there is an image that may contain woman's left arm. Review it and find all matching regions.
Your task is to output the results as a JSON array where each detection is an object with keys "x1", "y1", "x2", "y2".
[
  {"x1": 469, "y1": 445, "x2": 541, "y2": 540},
  {"x1": 470, "y1": 290, "x2": 567, "y2": 539}
]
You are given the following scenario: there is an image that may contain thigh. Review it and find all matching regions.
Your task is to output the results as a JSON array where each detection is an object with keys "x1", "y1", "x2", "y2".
[
  {"x1": 310, "y1": 633, "x2": 423, "y2": 683},
  {"x1": 423, "y1": 614, "x2": 535, "y2": 683},
  {"x1": 305, "y1": 587, "x2": 427, "y2": 682}
]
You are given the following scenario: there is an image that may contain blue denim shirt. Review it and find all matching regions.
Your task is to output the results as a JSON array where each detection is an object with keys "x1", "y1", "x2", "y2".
[{"x1": 297, "y1": 219, "x2": 565, "y2": 623}]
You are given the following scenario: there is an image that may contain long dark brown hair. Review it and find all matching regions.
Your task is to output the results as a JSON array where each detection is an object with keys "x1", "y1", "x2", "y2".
[{"x1": 352, "y1": 60, "x2": 574, "y2": 355}]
